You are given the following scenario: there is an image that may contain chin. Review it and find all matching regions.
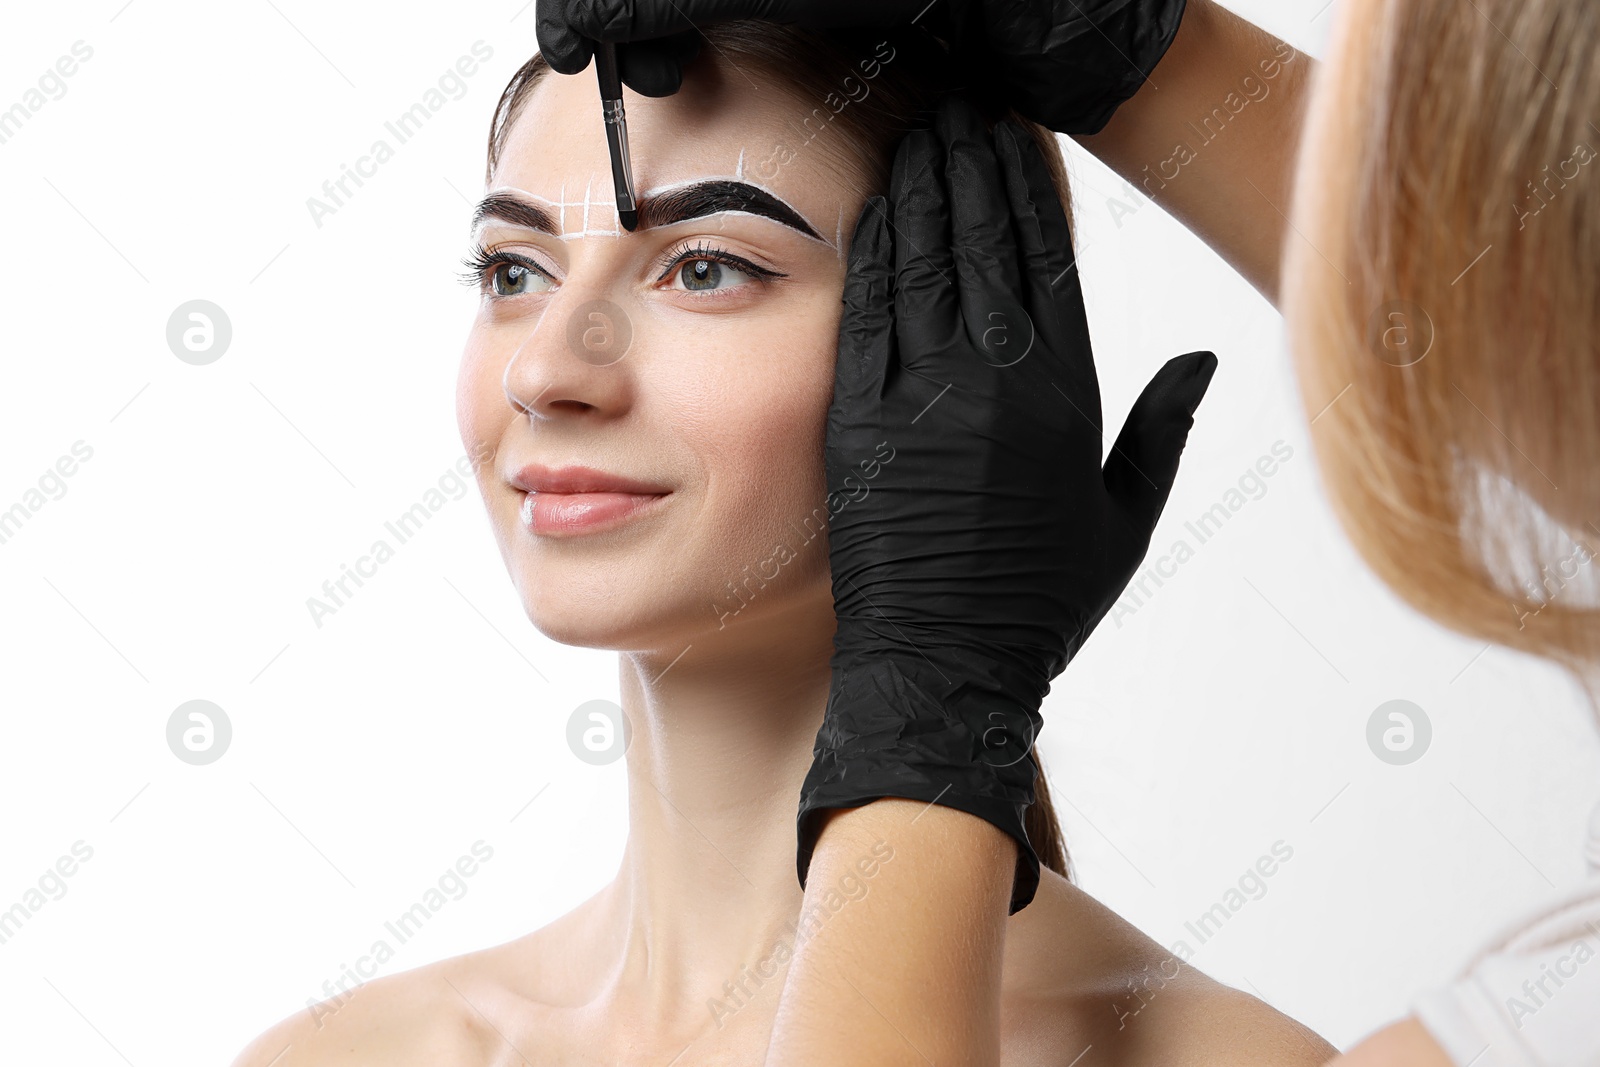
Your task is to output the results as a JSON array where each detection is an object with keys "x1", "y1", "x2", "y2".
[
  {"x1": 517, "y1": 557, "x2": 835, "y2": 656},
  {"x1": 513, "y1": 566, "x2": 704, "y2": 652},
  {"x1": 526, "y1": 606, "x2": 680, "y2": 653}
]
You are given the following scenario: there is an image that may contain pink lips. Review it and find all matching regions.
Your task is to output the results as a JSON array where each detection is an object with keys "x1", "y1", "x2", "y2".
[{"x1": 509, "y1": 463, "x2": 671, "y2": 537}]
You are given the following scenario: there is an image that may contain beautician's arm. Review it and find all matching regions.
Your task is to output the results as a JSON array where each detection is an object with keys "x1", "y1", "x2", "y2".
[
  {"x1": 768, "y1": 94, "x2": 1220, "y2": 1063},
  {"x1": 764, "y1": 801, "x2": 1014, "y2": 1065},
  {"x1": 1076, "y1": 0, "x2": 1314, "y2": 306}
]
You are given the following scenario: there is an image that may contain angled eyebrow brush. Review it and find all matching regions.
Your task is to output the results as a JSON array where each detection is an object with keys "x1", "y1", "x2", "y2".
[{"x1": 595, "y1": 42, "x2": 639, "y2": 231}]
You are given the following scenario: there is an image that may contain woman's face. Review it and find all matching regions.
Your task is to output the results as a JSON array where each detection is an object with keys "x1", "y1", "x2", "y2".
[{"x1": 457, "y1": 60, "x2": 864, "y2": 651}]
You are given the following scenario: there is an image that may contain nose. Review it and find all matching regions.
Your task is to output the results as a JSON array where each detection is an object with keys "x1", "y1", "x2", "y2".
[{"x1": 502, "y1": 287, "x2": 637, "y2": 420}]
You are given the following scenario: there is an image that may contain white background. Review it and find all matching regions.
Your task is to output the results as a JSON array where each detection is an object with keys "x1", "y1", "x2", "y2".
[{"x1": 2, "y1": 0, "x2": 1596, "y2": 1063}]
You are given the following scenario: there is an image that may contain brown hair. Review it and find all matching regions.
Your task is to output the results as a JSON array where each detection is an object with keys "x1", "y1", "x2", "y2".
[
  {"x1": 483, "y1": 21, "x2": 1075, "y2": 881},
  {"x1": 1285, "y1": 0, "x2": 1600, "y2": 696}
]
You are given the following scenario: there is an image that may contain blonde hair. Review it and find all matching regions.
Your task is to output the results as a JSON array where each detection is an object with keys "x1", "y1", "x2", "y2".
[{"x1": 1285, "y1": 0, "x2": 1600, "y2": 693}]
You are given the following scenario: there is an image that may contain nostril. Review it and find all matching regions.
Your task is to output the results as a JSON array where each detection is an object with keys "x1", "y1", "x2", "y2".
[{"x1": 546, "y1": 399, "x2": 595, "y2": 414}]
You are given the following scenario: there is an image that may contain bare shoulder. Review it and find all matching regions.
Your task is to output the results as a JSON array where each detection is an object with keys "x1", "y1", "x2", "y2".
[
  {"x1": 1002, "y1": 869, "x2": 1338, "y2": 1067},
  {"x1": 228, "y1": 954, "x2": 496, "y2": 1067},
  {"x1": 227, "y1": 923, "x2": 573, "y2": 1067}
]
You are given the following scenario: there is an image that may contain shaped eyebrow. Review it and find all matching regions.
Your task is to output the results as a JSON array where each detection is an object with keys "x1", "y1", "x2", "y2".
[
  {"x1": 471, "y1": 178, "x2": 825, "y2": 243},
  {"x1": 638, "y1": 179, "x2": 824, "y2": 240},
  {"x1": 470, "y1": 190, "x2": 555, "y2": 235}
]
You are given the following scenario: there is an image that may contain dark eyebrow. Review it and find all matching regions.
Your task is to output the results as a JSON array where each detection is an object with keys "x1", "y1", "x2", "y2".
[
  {"x1": 638, "y1": 179, "x2": 823, "y2": 240},
  {"x1": 471, "y1": 191, "x2": 555, "y2": 235},
  {"x1": 471, "y1": 179, "x2": 823, "y2": 241}
]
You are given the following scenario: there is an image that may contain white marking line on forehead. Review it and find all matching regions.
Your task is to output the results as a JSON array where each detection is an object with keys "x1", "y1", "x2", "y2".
[
  {"x1": 482, "y1": 184, "x2": 623, "y2": 240},
  {"x1": 835, "y1": 205, "x2": 844, "y2": 264},
  {"x1": 736, "y1": 147, "x2": 745, "y2": 180},
  {"x1": 565, "y1": 176, "x2": 621, "y2": 238}
]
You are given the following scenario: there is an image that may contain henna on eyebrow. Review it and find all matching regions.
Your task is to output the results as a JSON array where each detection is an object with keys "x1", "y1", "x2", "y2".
[{"x1": 637, "y1": 179, "x2": 824, "y2": 241}]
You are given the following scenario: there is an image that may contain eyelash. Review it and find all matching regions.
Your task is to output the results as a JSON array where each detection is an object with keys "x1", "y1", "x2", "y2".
[{"x1": 456, "y1": 240, "x2": 787, "y2": 300}]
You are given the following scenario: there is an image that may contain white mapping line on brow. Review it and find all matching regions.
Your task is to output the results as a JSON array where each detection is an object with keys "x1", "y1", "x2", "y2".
[
  {"x1": 636, "y1": 174, "x2": 838, "y2": 250},
  {"x1": 481, "y1": 183, "x2": 624, "y2": 239},
  {"x1": 736, "y1": 147, "x2": 745, "y2": 180},
  {"x1": 576, "y1": 174, "x2": 624, "y2": 236},
  {"x1": 567, "y1": 177, "x2": 621, "y2": 237},
  {"x1": 480, "y1": 176, "x2": 836, "y2": 248},
  {"x1": 835, "y1": 204, "x2": 845, "y2": 264}
]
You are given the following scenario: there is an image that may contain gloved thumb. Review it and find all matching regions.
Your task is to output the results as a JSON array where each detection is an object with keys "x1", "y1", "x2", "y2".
[
  {"x1": 617, "y1": 33, "x2": 703, "y2": 96},
  {"x1": 1102, "y1": 351, "x2": 1218, "y2": 536}
]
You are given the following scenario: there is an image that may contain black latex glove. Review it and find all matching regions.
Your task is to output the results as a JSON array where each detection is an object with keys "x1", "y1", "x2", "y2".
[
  {"x1": 796, "y1": 93, "x2": 1217, "y2": 914},
  {"x1": 535, "y1": 0, "x2": 1187, "y2": 133},
  {"x1": 536, "y1": 0, "x2": 925, "y2": 97}
]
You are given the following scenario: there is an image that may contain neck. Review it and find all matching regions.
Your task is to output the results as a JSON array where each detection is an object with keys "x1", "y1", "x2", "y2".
[{"x1": 595, "y1": 585, "x2": 836, "y2": 1030}]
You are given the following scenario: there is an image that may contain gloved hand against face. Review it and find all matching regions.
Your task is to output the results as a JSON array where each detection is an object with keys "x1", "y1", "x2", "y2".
[
  {"x1": 796, "y1": 92, "x2": 1217, "y2": 914},
  {"x1": 535, "y1": 0, "x2": 1187, "y2": 133}
]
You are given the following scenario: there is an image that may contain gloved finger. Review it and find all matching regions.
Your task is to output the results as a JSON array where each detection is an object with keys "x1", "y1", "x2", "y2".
[
  {"x1": 538, "y1": 0, "x2": 924, "y2": 80},
  {"x1": 1103, "y1": 350, "x2": 1218, "y2": 538},
  {"x1": 832, "y1": 196, "x2": 895, "y2": 429},
  {"x1": 992, "y1": 115, "x2": 1103, "y2": 445},
  {"x1": 888, "y1": 125, "x2": 958, "y2": 376},
  {"x1": 536, "y1": 1, "x2": 595, "y2": 75},
  {"x1": 936, "y1": 95, "x2": 1031, "y2": 373},
  {"x1": 542, "y1": 0, "x2": 696, "y2": 43},
  {"x1": 567, "y1": 0, "x2": 934, "y2": 36},
  {"x1": 992, "y1": 119, "x2": 1074, "y2": 338},
  {"x1": 544, "y1": 0, "x2": 793, "y2": 44},
  {"x1": 617, "y1": 33, "x2": 702, "y2": 96}
]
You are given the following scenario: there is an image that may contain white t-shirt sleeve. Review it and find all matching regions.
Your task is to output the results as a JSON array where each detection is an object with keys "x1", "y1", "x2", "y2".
[{"x1": 1412, "y1": 872, "x2": 1600, "y2": 1066}]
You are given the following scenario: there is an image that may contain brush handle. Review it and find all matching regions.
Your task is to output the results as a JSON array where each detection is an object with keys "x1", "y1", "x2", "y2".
[
  {"x1": 595, "y1": 43, "x2": 638, "y2": 229},
  {"x1": 594, "y1": 40, "x2": 623, "y2": 98}
]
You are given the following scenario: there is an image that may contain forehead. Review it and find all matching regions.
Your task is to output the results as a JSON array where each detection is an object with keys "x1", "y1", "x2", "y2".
[{"x1": 492, "y1": 62, "x2": 856, "y2": 239}]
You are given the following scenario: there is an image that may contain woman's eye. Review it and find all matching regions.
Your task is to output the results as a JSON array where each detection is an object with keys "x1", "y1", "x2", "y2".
[
  {"x1": 490, "y1": 261, "x2": 552, "y2": 297},
  {"x1": 671, "y1": 257, "x2": 754, "y2": 293}
]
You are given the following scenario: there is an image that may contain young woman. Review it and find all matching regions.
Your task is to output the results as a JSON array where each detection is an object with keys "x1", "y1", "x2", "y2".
[
  {"x1": 532, "y1": 0, "x2": 1600, "y2": 1063},
  {"x1": 229, "y1": 18, "x2": 1335, "y2": 1067}
]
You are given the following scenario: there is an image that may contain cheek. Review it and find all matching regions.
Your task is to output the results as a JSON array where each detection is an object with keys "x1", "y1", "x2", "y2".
[
  {"x1": 456, "y1": 327, "x2": 512, "y2": 467},
  {"x1": 660, "y1": 306, "x2": 840, "y2": 550}
]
